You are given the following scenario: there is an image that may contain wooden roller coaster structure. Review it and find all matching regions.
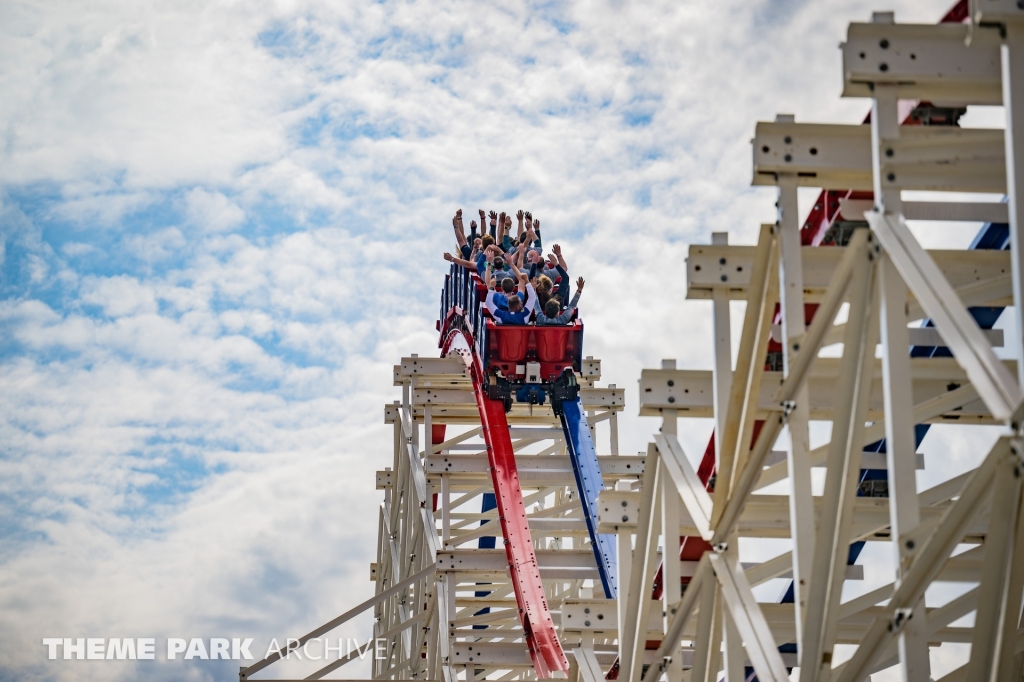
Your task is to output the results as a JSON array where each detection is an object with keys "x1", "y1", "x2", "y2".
[{"x1": 241, "y1": 0, "x2": 1024, "y2": 680}]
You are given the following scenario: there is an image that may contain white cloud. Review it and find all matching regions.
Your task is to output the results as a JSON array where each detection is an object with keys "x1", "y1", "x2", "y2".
[
  {"x1": 80, "y1": 275, "x2": 158, "y2": 317},
  {"x1": 184, "y1": 189, "x2": 245, "y2": 233}
]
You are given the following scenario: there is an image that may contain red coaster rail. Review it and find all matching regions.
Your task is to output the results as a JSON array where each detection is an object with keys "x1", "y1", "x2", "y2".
[{"x1": 439, "y1": 264, "x2": 569, "y2": 679}]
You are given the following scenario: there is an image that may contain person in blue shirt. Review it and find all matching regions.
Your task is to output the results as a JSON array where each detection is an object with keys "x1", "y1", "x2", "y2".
[
  {"x1": 492, "y1": 277, "x2": 525, "y2": 310},
  {"x1": 536, "y1": 278, "x2": 584, "y2": 325},
  {"x1": 485, "y1": 269, "x2": 537, "y2": 325}
]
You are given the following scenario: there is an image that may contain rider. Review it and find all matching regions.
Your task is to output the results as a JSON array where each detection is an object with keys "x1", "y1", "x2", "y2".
[
  {"x1": 536, "y1": 278, "x2": 585, "y2": 325},
  {"x1": 485, "y1": 269, "x2": 537, "y2": 325}
]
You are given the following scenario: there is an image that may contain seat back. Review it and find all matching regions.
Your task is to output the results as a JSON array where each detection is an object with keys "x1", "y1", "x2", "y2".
[
  {"x1": 535, "y1": 327, "x2": 572, "y2": 362},
  {"x1": 496, "y1": 326, "x2": 532, "y2": 361}
]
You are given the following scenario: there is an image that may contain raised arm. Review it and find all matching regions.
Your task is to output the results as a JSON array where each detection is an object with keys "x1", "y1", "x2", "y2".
[
  {"x1": 444, "y1": 252, "x2": 476, "y2": 270},
  {"x1": 452, "y1": 210, "x2": 467, "y2": 248},
  {"x1": 565, "y1": 277, "x2": 584, "y2": 312},
  {"x1": 508, "y1": 254, "x2": 525, "y2": 287},
  {"x1": 513, "y1": 236, "x2": 529, "y2": 269},
  {"x1": 552, "y1": 262, "x2": 570, "y2": 301},
  {"x1": 523, "y1": 226, "x2": 538, "y2": 262},
  {"x1": 552, "y1": 243, "x2": 567, "y2": 272}
]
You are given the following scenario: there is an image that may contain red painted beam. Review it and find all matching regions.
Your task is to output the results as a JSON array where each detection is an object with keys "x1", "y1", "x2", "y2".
[{"x1": 443, "y1": 328, "x2": 569, "y2": 678}]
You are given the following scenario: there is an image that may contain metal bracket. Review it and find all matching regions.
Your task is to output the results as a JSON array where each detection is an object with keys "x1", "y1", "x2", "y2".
[
  {"x1": 781, "y1": 400, "x2": 798, "y2": 419},
  {"x1": 888, "y1": 607, "x2": 915, "y2": 634},
  {"x1": 549, "y1": 369, "x2": 581, "y2": 418}
]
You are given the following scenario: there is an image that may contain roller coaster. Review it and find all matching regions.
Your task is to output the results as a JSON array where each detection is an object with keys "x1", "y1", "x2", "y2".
[{"x1": 241, "y1": 1, "x2": 1024, "y2": 680}]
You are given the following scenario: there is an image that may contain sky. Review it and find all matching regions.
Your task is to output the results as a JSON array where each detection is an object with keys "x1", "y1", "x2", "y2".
[{"x1": 0, "y1": 0, "x2": 1009, "y2": 680}]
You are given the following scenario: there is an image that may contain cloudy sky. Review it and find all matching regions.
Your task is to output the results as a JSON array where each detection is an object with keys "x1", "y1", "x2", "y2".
[{"x1": 0, "y1": 0, "x2": 1007, "y2": 680}]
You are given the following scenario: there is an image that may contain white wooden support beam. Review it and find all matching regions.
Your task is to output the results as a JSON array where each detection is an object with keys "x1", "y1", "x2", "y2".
[
  {"x1": 659, "y1": 470, "x2": 684, "y2": 682},
  {"x1": 720, "y1": 225, "x2": 770, "y2": 679},
  {"x1": 1001, "y1": 13, "x2": 1024, "y2": 389},
  {"x1": 720, "y1": 543, "x2": 745, "y2": 682},
  {"x1": 710, "y1": 231, "x2": 733, "y2": 468},
  {"x1": 689, "y1": 580, "x2": 720, "y2": 682},
  {"x1": 424, "y1": 404, "x2": 432, "y2": 456},
  {"x1": 965, "y1": 448, "x2": 1023, "y2": 681},
  {"x1": 835, "y1": 437, "x2": 1012, "y2": 682},
  {"x1": 873, "y1": 73, "x2": 930, "y2": 681},
  {"x1": 799, "y1": 248, "x2": 876, "y2": 682},
  {"x1": 609, "y1": 386, "x2": 620, "y2": 456},
  {"x1": 409, "y1": 378, "x2": 419, "y2": 457},
  {"x1": 902, "y1": 199, "x2": 1009, "y2": 223},
  {"x1": 712, "y1": 230, "x2": 872, "y2": 545},
  {"x1": 621, "y1": 456, "x2": 662, "y2": 682},
  {"x1": 756, "y1": 382, "x2": 978, "y2": 491},
  {"x1": 776, "y1": 168, "x2": 815, "y2": 652},
  {"x1": 904, "y1": 326, "x2": 1004, "y2": 349},
  {"x1": 602, "y1": 490, "x2": 986, "y2": 544},
  {"x1": 661, "y1": 359, "x2": 678, "y2": 439},
  {"x1": 709, "y1": 552, "x2": 789, "y2": 682},
  {"x1": 868, "y1": 210, "x2": 1023, "y2": 423},
  {"x1": 655, "y1": 434, "x2": 712, "y2": 541},
  {"x1": 441, "y1": 473, "x2": 451, "y2": 544},
  {"x1": 871, "y1": 83, "x2": 901, "y2": 215},
  {"x1": 822, "y1": 265, "x2": 880, "y2": 668},
  {"x1": 969, "y1": 0, "x2": 1024, "y2": 386},
  {"x1": 713, "y1": 224, "x2": 776, "y2": 529},
  {"x1": 438, "y1": 578, "x2": 455, "y2": 682},
  {"x1": 687, "y1": 243, "x2": 1012, "y2": 303},
  {"x1": 640, "y1": 360, "x2": 999, "y2": 423},
  {"x1": 572, "y1": 646, "x2": 605, "y2": 682},
  {"x1": 997, "y1": 478, "x2": 1024, "y2": 682},
  {"x1": 836, "y1": 198, "x2": 1010, "y2": 224},
  {"x1": 710, "y1": 229, "x2": 742, "y2": 681},
  {"x1": 879, "y1": 256, "x2": 930, "y2": 681},
  {"x1": 878, "y1": 127, "x2": 1006, "y2": 194},
  {"x1": 752, "y1": 120, "x2": 1006, "y2": 192},
  {"x1": 841, "y1": 20, "x2": 1002, "y2": 103},
  {"x1": 615, "y1": 478, "x2": 634, "y2": 675},
  {"x1": 752, "y1": 120, "x2": 872, "y2": 189},
  {"x1": 707, "y1": 595, "x2": 725, "y2": 682},
  {"x1": 641, "y1": 554, "x2": 711, "y2": 682},
  {"x1": 660, "y1": 474, "x2": 681, "y2": 608}
]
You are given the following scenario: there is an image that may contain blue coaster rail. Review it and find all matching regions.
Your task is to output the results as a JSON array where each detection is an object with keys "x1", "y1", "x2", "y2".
[{"x1": 554, "y1": 387, "x2": 619, "y2": 599}]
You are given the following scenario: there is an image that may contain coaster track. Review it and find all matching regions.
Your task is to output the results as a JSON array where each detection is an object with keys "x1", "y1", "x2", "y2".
[
  {"x1": 441, "y1": 324, "x2": 569, "y2": 678},
  {"x1": 556, "y1": 393, "x2": 618, "y2": 600}
]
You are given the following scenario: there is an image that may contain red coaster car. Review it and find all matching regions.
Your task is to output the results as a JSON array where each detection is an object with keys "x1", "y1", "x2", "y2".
[{"x1": 484, "y1": 319, "x2": 584, "y2": 382}]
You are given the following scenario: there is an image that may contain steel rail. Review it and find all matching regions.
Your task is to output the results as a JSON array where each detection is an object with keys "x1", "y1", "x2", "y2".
[
  {"x1": 558, "y1": 397, "x2": 618, "y2": 599},
  {"x1": 441, "y1": 324, "x2": 569, "y2": 678}
]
